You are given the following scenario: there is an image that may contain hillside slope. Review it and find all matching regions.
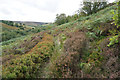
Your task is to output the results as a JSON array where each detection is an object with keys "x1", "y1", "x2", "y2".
[
  {"x1": 0, "y1": 20, "x2": 50, "y2": 42},
  {"x1": 2, "y1": 4, "x2": 120, "y2": 78}
]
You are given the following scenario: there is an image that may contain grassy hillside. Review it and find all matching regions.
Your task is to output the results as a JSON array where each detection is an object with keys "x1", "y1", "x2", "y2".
[
  {"x1": 0, "y1": 20, "x2": 51, "y2": 42},
  {"x1": 1, "y1": 3, "x2": 120, "y2": 78}
]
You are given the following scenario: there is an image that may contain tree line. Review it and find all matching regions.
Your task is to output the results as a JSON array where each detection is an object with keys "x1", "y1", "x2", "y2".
[
  {"x1": 55, "y1": 0, "x2": 109, "y2": 25},
  {"x1": 2, "y1": 20, "x2": 25, "y2": 29}
]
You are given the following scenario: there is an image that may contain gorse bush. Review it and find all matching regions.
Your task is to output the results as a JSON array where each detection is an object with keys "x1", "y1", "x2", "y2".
[
  {"x1": 2, "y1": 33, "x2": 54, "y2": 78},
  {"x1": 3, "y1": 53, "x2": 41, "y2": 78}
]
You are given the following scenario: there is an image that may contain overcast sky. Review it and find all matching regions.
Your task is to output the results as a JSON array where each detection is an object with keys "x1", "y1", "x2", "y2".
[{"x1": 0, "y1": 0, "x2": 115, "y2": 22}]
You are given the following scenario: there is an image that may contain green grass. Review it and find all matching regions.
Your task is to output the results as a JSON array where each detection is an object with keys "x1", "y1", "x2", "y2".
[{"x1": 1, "y1": 34, "x2": 32, "y2": 46}]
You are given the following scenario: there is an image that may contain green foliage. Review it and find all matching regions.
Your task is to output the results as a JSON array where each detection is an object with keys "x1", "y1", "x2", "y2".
[
  {"x1": 55, "y1": 13, "x2": 67, "y2": 25},
  {"x1": 1, "y1": 30, "x2": 25, "y2": 42},
  {"x1": 2, "y1": 20, "x2": 25, "y2": 28},
  {"x1": 55, "y1": 13, "x2": 83, "y2": 25},
  {"x1": 79, "y1": 4, "x2": 116, "y2": 27},
  {"x1": 1, "y1": 25, "x2": 48, "y2": 42},
  {"x1": 112, "y1": 10, "x2": 119, "y2": 27},
  {"x1": 107, "y1": 2, "x2": 120, "y2": 47},
  {"x1": 2, "y1": 53, "x2": 42, "y2": 78},
  {"x1": 87, "y1": 32, "x2": 98, "y2": 40},
  {"x1": 107, "y1": 35, "x2": 119, "y2": 47},
  {"x1": 80, "y1": 62, "x2": 91, "y2": 73},
  {"x1": 2, "y1": 20, "x2": 14, "y2": 26},
  {"x1": 1, "y1": 3, "x2": 119, "y2": 78},
  {"x1": 2, "y1": 34, "x2": 54, "y2": 78},
  {"x1": 61, "y1": 34, "x2": 67, "y2": 42},
  {"x1": 112, "y1": 2, "x2": 120, "y2": 28},
  {"x1": 81, "y1": 1, "x2": 108, "y2": 15}
]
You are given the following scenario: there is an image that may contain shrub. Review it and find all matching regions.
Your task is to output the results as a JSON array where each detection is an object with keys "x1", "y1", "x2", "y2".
[
  {"x1": 2, "y1": 33, "x2": 54, "y2": 78},
  {"x1": 107, "y1": 35, "x2": 119, "y2": 47}
]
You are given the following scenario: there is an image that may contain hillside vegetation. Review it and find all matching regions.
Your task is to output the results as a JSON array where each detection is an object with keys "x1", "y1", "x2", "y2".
[
  {"x1": 0, "y1": 20, "x2": 51, "y2": 42},
  {"x1": 1, "y1": 2, "x2": 120, "y2": 78}
]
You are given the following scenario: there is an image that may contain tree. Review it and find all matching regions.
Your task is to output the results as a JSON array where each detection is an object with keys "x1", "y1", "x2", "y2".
[
  {"x1": 72, "y1": 14, "x2": 79, "y2": 20},
  {"x1": 9, "y1": 21, "x2": 14, "y2": 26},
  {"x1": 81, "y1": 0, "x2": 108, "y2": 15},
  {"x1": 15, "y1": 23, "x2": 19, "y2": 27},
  {"x1": 55, "y1": 13, "x2": 67, "y2": 25},
  {"x1": 82, "y1": 2, "x2": 92, "y2": 15},
  {"x1": 66, "y1": 16, "x2": 73, "y2": 22}
]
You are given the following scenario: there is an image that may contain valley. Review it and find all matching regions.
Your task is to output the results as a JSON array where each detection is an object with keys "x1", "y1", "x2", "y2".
[{"x1": 1, "y1": 2, "x2": 120, "y2": 78}]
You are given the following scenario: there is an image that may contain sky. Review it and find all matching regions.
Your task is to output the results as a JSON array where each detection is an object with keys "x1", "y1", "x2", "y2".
[{"x1": 0, "y1": 0, "x2": 115, "y2": 22}]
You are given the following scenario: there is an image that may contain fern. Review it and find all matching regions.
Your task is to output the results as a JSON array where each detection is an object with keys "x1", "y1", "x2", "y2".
[{"x1": 107, "y1": 35, "x2": 119, "y2": 47}]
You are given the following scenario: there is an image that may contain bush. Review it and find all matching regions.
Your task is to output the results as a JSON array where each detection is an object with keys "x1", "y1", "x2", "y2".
[
  {"x1": 2, "y1": 33, "x2": 54, "y2": 78},
  {"x1": 2, "y1": 53, "x2": 41, "y2": 78}
]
